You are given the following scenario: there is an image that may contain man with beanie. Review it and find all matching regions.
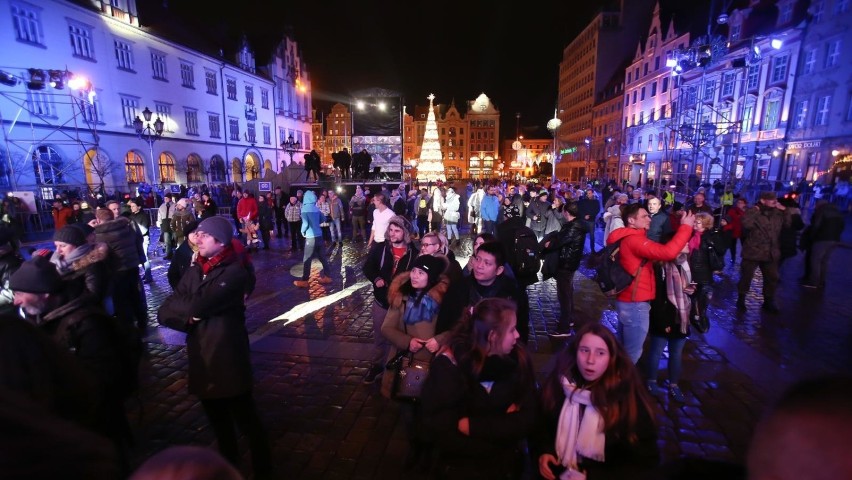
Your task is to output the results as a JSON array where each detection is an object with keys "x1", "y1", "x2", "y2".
[
  {"x1": 11, "y1": 256, "x2": 137, "y2": 466},
  {"x1": 362, "y1": 215, "x2": 418, "y2": 384},
  {"x1": 50, "y1": 224, "x2": 110, "y2": 307},
  {"x1": 293, "y1": 190, "x2": 333, "y2": 288},
  {"x1": 736, "y1": 191, "x2": 791, "y2": 313},
  {"x1": 158, "y1": 215, "x2": 272, "y2": 478},
  {"x1": 170, "y1": 198, "x2": 195, "y2": 248}
]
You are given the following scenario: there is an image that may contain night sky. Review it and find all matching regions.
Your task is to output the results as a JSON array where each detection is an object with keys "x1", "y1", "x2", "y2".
[{"x1": 140, "y1": 0, "x2": 714, "y2": 138}]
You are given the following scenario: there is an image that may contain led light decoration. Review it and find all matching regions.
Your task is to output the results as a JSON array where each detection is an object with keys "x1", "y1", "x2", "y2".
[{"x1": 416, "y1": 93, "x2": 446, "y2": 183}]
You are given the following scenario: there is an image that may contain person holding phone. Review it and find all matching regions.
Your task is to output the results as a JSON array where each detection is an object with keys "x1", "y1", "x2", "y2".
[{"x1": 535, "y1": 323, "x2": 659, "y2": 479}]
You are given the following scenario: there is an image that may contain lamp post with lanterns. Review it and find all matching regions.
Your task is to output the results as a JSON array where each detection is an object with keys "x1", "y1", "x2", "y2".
[
  {"x1": 280, "y1": 133, "x2": 301, "y2": 169},
  {"x1": 546, "y1": 109, "x2": 562, "y2": 185},
  {"x1": 133, "y1": 107, "x2": 165, "y2": 186}
]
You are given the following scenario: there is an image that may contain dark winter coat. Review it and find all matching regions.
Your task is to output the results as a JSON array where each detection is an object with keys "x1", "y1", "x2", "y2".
[
  {"x1": 420, "y1": 350, "x2": 538, "y2": 478},
  {"x1": 363, "y1": 242, "x2": 418, "y2": 309},
  {"x1": 157, "y1": 251, "x2": 255, "y2": 399},
  {"x1": 95, "y1": 217, "x2": 144, "y2": 271},
  {"x1": 540, "y1": 219, "x2": 586, "y2": 279},
  {"x1": 779, "y1": 207, "x2": 805, "y2": 261},
  {"x1": 647, "y1": 210, "x2": 673, "y2": 243},
  {"x1": 740, "y1": 205, "x2": 790, "y2": 262}
]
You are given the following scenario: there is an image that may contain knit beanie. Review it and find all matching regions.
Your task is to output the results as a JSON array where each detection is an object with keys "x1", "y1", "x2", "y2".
[
  {"x1": 410, "y1": 254, "x2": 447, "y2": 287},
  {"x1": 9, "y1": 256, "x2": 63, "y2": 294},
  {"x1": 53, "y1": 224, "x2": 87, "y2": 247},
  {"x1": 197, "y1": 216, "x2": 233, "y2": 245}
]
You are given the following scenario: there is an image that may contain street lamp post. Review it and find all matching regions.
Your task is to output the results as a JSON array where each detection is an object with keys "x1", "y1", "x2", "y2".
[
  {"x1": 133, "y1": 107, "x2": 165, "y2": 186},
  {"x1": 474, "y1": 93, "x2": 489, "y2": 181},
  {"x1": 546, "y1": 109, "x2": 562, "y2": 185},
  {"x1": 281, "y1": 133, "x2": 301, "y2": 167},
  {"x1": 584, "y1": 137, "x2": 592, "y2": 184}
]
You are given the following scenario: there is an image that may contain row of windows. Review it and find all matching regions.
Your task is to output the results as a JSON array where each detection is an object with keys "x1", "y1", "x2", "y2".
[
  {"x1": 11, "y1": 1, "x2": 272, "y2": 108},
  {"x1": 802, "y1": 40, "x2": 843, "y2": 75},
  {"x1": 626, "y1": 77, "x2": 671, "y2": 106}
]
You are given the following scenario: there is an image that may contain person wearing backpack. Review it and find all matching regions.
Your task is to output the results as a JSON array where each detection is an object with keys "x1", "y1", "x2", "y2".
[
  {"x1": 540, "y1": 201, "x2": 587, "y2": 337},
  {"x1": 606, "y1": 203, "x2": 695, "y2": 364}
]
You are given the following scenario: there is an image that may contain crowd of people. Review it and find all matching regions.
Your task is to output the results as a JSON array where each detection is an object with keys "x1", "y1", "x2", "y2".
[{"x1": 0, "y1": 175, "x2": 848, "y2": 479}]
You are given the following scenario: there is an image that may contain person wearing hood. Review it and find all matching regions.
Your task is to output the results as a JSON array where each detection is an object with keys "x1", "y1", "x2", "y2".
[
  {"x1": 50, "y1": 223, "x2": 110, "y2": 308},
  {"x1": 380, "y1": 254, "x2": 450, "y2": 468},
  {"x1": 443, "y1": 188, "x2": 461, "y2": 246},
  {"x1": 294, "y1": 190, "x2": 333, "y2": 288}
]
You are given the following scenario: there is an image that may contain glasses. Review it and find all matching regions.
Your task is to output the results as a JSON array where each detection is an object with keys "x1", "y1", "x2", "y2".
[{"x1": 421, "y1": 242, "x2": 439, "y2": 248}]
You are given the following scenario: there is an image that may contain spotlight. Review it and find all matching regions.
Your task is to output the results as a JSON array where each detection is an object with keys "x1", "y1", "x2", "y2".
[
  {"x1": 336, "y1": 186, "x2": 344, "y2": 194},
  {"x1": 666, "y1": 57, "x2": 677, "y2": 68},
  {"x1": 717, "y1": 13, "x2": 729, "y2": 24},
  {"x1": 26, "y1": 68, "x2": 46, "y2": 90},
  {"x1": 0, "y1": 71, "x2": 18, "y2": 87},
  {"x1": 377, "y1": 101, "x2": 386, "y2": 111},
  {"x1": 67, "y1": 73, "x2": 91, "y2": 91},
  {"x1": 48, "y1": 70, "x2": 65, "y2": 89},
  {"x1": 356, "y1": 100, "x2": 366, "y2": 110},
  {"x1": 770, "y1": 38, "x2": 783, "y2": 50}
]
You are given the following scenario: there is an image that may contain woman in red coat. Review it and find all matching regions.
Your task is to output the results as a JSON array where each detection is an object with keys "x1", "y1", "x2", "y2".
[{"x1": 721, "y1": 197, "x2": 747, "y2": 262}]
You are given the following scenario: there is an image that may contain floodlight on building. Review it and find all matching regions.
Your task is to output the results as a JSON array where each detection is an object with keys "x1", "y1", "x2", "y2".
[
  {"x1": 26, "y1": 68, "x2": 46, "y2": 90},
  {"x1": 48, "y1": 70, "x2": 65, "y2": 89},
  {"x1": 770, "y1": 38, "x2": 783, "y2": 50},
  {"x1": 666, "y1": 57, "x2": 678, "y2": 68},
  {"x1": 67, "y1": 73, "x2": 91, "y2": 91},
  {"x1": 0, "y1": 71, "x2": 18, "y2": 87},
  {"x1": 377, "y1": 101, "x2": 386, "y2": 111},
  {"x1": 356, "y1": 100, "x2": 366, "y2": 110},
  {"x1": 717, "y1": 13, "x2": 729, "y2": 24}
]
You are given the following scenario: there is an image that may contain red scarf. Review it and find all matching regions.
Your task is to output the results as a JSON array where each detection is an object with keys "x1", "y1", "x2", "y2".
[{"x1": 197, "y1": 244, "x2": 235, "y2": 275}]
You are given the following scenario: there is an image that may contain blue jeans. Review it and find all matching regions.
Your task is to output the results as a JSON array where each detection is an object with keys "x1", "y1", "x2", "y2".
[
  {"x1": 301, "y1": 236, "x2": 332, "y2": 280},
  {"x1": 446, "y1": 222, "x2": 459, "y2": 241},
  {"x1": 645, "y1": 335, "x2": 687, "y2": 385},
  {"x1": 615, "y1": 300, "x2": 651, "y2": 364},
  {"x1": 329, "y1": 218, "x2": 342, "y2": 242}
]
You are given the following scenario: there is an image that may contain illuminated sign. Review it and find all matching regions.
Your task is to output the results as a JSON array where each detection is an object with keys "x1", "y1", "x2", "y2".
[
  {"x1": 787, "y1": 140, "x2": 821, "y2": 149},
  {"x1": 560, "y1": 147, "x2": 578, "y2": 154}
]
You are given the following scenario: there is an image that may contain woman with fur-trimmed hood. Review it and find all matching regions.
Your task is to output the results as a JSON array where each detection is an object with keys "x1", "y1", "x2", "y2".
[
  {"x1": 380, "y1": 253, "x2": 450, "y2": 469},
  {"x1": 49, "y1": 224, "x2": 110, "y2": 307}
]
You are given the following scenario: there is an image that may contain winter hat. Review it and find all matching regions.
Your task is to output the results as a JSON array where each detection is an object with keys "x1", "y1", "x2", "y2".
[
  {"x1": 538, "y1": 190, "x2": 549, "y2": 198},
  {"x1": 9, "y1": 256, "x2": 63, "y2": 294},
  {"x1": 197, "y1": 216, "x2": 233, "y2": 245},
  {"x1": 176, "y1": 198, "x2": 190, "y2": 209},
  {"x1": 53, "y1": 224, "x2": 87, "y2": 247},
  {"x1": 386, "y1": 215, "x2": 413, "y2": 244},
  {"x1": 411, "y1": 254, "x2": 447, "y2": 287}
]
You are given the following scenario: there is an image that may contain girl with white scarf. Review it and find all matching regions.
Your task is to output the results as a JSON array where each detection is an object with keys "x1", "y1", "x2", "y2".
[{"x1": 537, "y1": 323, "x2": 659, "y2": 479}]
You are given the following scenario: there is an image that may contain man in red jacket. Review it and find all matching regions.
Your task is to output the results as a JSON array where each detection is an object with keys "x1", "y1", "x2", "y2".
[{"x1": 606, "y1": 203, "x2": 695, "y2": 363}]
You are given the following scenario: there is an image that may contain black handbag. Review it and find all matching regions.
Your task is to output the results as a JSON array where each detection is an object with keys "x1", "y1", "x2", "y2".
[{"x1": 391, "y1": 353, "x2": 430, "y2": 402}]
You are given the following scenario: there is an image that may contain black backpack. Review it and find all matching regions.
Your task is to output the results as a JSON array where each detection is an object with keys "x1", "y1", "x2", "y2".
[
  {"x1": 587, "y1": 237, "x2": 646, "y2": 297},
  {"x1": 510, "y1": 226, "x2": 542, "y2": 277}
]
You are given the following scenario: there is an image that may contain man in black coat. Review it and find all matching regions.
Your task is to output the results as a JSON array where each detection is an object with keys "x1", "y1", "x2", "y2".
[
  {"x1": 577, "y1": 188, "x2": 601, "y2": 253},
  {"x1": 540, "y1": 201, "x2": 587, "y2": 337},
  {"x1": 338, "y1": 148, "x2": 353, "y2": 180},
  {"x1": 158, "y1": 216, "x2": 271, "y2": 477}
]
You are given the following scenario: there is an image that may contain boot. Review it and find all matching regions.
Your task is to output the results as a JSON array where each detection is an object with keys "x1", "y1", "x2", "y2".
[{"x1": 736, "y1": 294, "x2": 746, "y2": 311}]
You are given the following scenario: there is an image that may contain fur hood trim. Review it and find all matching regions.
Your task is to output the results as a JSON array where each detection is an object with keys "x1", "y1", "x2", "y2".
[
  {"x1": 71, "y1": 242, "x2": 109, "y2": 271},
  {"x1": 387, "y1": 270, "x2": 448, "y2": 309}
]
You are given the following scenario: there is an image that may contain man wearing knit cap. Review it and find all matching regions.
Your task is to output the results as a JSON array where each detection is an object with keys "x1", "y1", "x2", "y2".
[
  {"x1": 362, "y1": 214, "x2": 418, "y2": 384},
  {"x1": 158, "y1": 214, "x2": 271, "y2": 477},
  {"x1": 11, "y1": 255, "x2": 136, "y2": 454},
  {"x1": 170, "y1": 198, "x2": 195, "y2": 248}
]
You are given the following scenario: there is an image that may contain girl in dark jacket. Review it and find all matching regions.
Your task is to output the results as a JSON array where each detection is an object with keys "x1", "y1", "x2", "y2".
[
  {"x1": 540, "y1": 201, "x2": 586, "y2": 336},
  {"x1": 420, "y1": 298, "x2": 537, "y2": 479},
  {"x1": 536, "y1": 323, "x2": 659, "y2": 480},
  {"x1": 256, "y1": 194, "x2": 274, "y2": 250},
  {"x1": 688, "y1": 213, "x2": 722, "y2": 332}
]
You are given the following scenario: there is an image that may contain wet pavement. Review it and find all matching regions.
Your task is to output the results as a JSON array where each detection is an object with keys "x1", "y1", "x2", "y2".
[{"x1": 25, "y1": 217, "x2": 852, "y2": 479}]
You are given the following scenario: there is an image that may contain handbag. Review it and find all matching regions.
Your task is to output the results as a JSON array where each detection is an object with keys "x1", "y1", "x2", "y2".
[{"x1": 391, "y1": 352, "x2": 430, "y2": 402}]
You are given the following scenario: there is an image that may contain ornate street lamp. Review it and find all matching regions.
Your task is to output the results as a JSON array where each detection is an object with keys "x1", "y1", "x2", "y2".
[
  {"x1": 546, "y1": 109, "x2": 562, "y2": 185},
  {"x1": 280, "y1": 133, "x2": 301, "y2": 166},
  {"x1": 133, "y1": 107, "x2": 165, "y2": 185}
]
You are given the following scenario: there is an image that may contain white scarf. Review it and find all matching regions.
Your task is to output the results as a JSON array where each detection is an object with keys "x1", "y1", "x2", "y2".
[{"x1": 554, "y1": 376, "x2": 606, "y2": 470}]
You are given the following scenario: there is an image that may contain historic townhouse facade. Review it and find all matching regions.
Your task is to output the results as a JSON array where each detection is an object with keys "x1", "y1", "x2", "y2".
[
  {"x1": 786, "y1": 0, "x2": 852, "y2": 184},
  {"x1": 0, "y1": 0, "x2": 312, "y2": 201},
  {"x1": 621, "y1": 2, "x2": 690, "y2": 189},
  {"x1": 591, "y1": 74, "x2": 625, "y2": 183}
]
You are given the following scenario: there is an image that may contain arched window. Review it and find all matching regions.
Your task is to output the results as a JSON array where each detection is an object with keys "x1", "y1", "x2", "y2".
[
  {"x1": 210, "y1": 155, "x2": 225, "y2": 182},
  {"x1": 245, "y1": 156, "x2": 258, "y2": 181},
  {"x1": 159, "y1": 152, "x2": 176, "y2": 183},
  {"x1": 186, "y1": 154, "x2": 201, "y2": 183},
  {"x1": 32, "y1": 146, "x2": 64, "y2": 185},
  {"x1": 125, "y1": 151, "x2": 145, "y2": 184},
  {"x1": 232, "y1": 158, "x2": 243, "y2": 182}
]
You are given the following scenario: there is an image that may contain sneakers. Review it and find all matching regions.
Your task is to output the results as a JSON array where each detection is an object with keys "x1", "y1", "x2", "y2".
[
  {"x1": 647, "y1": 380, "x2": 663, "y2": 395},
  {"x1": 669, "y1": 384, "x2": 685, "y2": 402},
  {"x1": 293, "y1": 280, "x2": 310, "y2": 288},
  {"x1": 363, "y1": 365, "x2": 383, "y2": 385},
  {"x1": 548, "y1": 324, "x2": 576, "y2": 339},
  {"x1": 318, "y1": 276, "x2": 333, "y2": 284}
]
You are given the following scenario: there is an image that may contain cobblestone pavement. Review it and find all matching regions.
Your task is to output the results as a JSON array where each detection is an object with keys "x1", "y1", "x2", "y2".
[{"x1": 26, "y1": 217, "x2": 852, "y2": 479}]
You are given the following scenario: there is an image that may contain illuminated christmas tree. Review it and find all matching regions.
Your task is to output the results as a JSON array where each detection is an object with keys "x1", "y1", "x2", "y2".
[{"x1": 416, "y1": 93, "x2": 446, "y2": 183}]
